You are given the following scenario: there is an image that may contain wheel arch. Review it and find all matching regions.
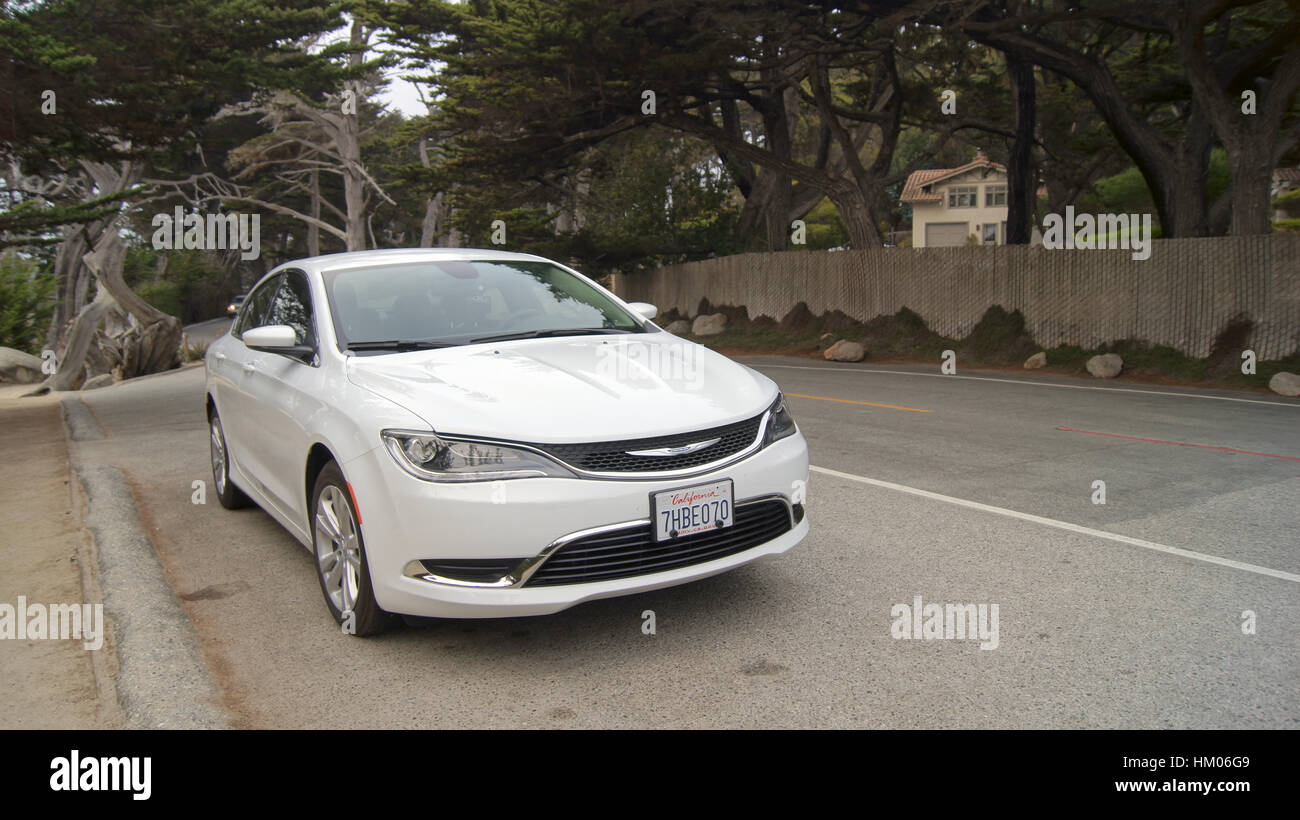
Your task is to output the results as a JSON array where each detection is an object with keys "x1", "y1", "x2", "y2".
[{"x1": 305, "y1": 443, "x2": 339, "y2": 519}]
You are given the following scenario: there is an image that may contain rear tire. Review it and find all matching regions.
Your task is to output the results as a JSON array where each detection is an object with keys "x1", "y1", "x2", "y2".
[
  {"x1": 209, "y1": 411, "x2": 252, "y2": 509},
  {"x1": 310, "y1": 462, "x2": 394, "y2": 637}
]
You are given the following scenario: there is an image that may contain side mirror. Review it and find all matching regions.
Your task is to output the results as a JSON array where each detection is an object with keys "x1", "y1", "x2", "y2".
[
  {"x1": 244, "y1": 325, "x2": 314, "y2": 358},
  {"x1": 628, "y1": 302, "x2": 658, "y2": 321},
  {"x1": 243, "y1": 325, "x2": 297, "y2": 348}
]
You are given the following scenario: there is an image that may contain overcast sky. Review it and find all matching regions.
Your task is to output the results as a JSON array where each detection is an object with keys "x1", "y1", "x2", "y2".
[{"x1": 378, "y1": 73, "x2": 428, "y2": 118}]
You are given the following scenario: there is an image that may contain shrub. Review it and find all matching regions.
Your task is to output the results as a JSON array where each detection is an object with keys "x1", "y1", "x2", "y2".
[
  {"x1": 0, "y1": 254, "x2": 56, "y2": 354},
  {"x1": 181, "y1": 338, "x2": 209, "y2": 363},
  {"x1": 136, "y1": 279, "x2": 184, "y2": 318}
]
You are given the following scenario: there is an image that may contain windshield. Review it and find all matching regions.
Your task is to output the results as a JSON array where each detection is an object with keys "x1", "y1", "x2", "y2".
[{"x1": 322, "y1": 259, "x2": 647, "y2": 352}]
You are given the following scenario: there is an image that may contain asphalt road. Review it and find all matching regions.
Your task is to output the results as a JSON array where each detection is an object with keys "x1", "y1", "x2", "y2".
[
  {"x1": 184, "y1": 317, "x2": 233, "y2": 346},
  {"x1": 64, "y1": 355, "x2": 1299, "y2": 728}
]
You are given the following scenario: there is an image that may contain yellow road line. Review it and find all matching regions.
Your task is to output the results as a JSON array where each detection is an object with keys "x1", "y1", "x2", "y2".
[{"x1": 785, "y1": 392, "x2": 932, "y2": 413}]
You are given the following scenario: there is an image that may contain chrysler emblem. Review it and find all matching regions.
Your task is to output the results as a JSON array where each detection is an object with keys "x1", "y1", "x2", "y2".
[{"x1": 625, "y1": 437, "x2": 721, "y2": 457}]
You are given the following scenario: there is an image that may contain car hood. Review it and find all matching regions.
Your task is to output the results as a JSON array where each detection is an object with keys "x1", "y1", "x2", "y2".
[{"x1": 345, "y1": 333, "x2": 775, "y2": 443}]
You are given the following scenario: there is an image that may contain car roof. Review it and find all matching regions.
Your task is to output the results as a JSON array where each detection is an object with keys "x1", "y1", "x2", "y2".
[{"x1": 288, "y1": 248, "x2": 555, "y2": 276}]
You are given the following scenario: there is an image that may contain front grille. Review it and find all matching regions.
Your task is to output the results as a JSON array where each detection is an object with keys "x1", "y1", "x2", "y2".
[
  {"x1": 531, "y1": 413, "x2": 764, "y2": 474},
  {"x1": 524, "y1": 498, "x2": 792, "y2": 587}
]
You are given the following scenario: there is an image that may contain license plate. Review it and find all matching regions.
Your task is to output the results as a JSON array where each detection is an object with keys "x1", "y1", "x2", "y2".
[{"x1": 652, "y1": 480, "x2": 733, "y2": 542}]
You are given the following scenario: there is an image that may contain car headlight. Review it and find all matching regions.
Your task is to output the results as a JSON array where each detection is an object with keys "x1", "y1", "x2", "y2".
[
  {"x1": 763, "y1": 393, "x2": 797, "y2": 446},
  {"x1": 381, "y1": 430, "x2": 575, "y2": 482}
]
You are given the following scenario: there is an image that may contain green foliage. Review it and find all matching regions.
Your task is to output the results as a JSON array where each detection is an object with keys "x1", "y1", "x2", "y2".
[
  {"x1": 1045, "y1": 341, "x2": 1208, "y2": 382},
  {"x1": 1272, "y1": 187, "x2": 1300, "y2": 208},
  {"x1": 136, "y1": 280, "x2": 184, "y2": 319},
  {"x1": 1037, "y1": 338, "x2": 1298, "y2": 390},
  {"x1": 452, "y1": 205, "x2": 567, "y2": 258},
  {"x1": 1, "y1": 0, "x2": 346, "y2": 172},
  {"x1": 1078, "y1": 149, "x2": 1230, "y2": 231},
  {"x1": 1272, "y1": 187, "x2": 1300, "y2": 224},
  {"x1": 0, "y1": 254, "x2": 56, "y2": 354},
  {"x1": 0, "y1": 187, "x2": 138, "y2": 250},
  {"x1": 573, "y1": 130, "x2": 742, "y2": 272},
  {"x1": 799, "y1": 198, "x2": 848, "y2": 250},
  {"x1": 1080, "y1": 165, "x2": 1154, "y2": 216},
  {"x1": 126, "y1": 245, "x2": 231, "y2": 323},
  {"x1": 1, "y1": 0, "x2": 348, "y2": 255},
  {"x1": 443, "y1": 127, "x2": 744, "y2": 273},
  {"x1": 1207, "y1": 148, "x2": 1231, "y2": 204}
]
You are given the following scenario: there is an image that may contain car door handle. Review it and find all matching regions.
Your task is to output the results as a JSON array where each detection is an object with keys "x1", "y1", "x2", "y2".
[
  {"x1": 214, "y1": 352, "x2": 226, "y2": 361},
  {"x1": 242, "y1": 362, "x2": 256, "y2": 373}
]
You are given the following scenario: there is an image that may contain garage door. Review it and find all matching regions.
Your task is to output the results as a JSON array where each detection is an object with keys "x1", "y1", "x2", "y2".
[{"x1": 925, "y1": 222, "x2": 971, "y2": 247}]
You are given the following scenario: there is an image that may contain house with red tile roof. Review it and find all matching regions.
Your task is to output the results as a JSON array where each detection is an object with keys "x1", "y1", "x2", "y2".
[
  {"x1": 1273, "y1": 167, "x2": 1300, "y2": 223},
  {"x1": 900, "y1": 151, "x2": 1024, "y2": 247}
]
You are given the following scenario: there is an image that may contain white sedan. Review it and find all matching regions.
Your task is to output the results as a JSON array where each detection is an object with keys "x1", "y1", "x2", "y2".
[{"x1": 205, "y1": 249, "x2": 809, "y2": 635}]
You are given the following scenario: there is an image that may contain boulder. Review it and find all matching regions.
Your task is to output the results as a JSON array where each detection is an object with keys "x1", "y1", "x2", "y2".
[
  {"x1": 664, "y1": 319, "x2": 692, "y2": 335},
  {"x1": 1023, "y1": 351, "x2": 1047, "y2": 369},
  {"x1": 1268, "y1": 371, "x2": 1300, "y2": 397},
  {"x1": 1086, "y1": 353, "x2": 1123, "y2": 378},
  {"x1": 824, "y1": 340, "x2": 866, "y2": 362},
  {"x1": 691, "y1": 313, "x2": 727, "y2": 336},
  {"x1": 81, "y1": 373, "x2": 115, "y2": 391},
  {"x1": 0, "y1": 347, "x2": 43, "y2": 384}
]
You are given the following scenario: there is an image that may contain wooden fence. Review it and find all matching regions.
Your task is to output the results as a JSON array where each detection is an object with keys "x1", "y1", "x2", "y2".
[{"x1": 611, "y1": 235, "x2": 1300, "y2": 359}]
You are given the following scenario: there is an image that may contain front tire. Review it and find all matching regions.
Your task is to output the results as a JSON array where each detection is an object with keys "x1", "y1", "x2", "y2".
[{"x1": 311, "y1": 462, "x2": 394, "y2": 636}]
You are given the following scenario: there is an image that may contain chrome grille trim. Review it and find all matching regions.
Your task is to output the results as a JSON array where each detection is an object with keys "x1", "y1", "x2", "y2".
[
  {"x1": 400, "y1": 494, "x2": 794, "y2": 589},
  {"x1": 441, "y1": 409, "x2": 772, "y2": 481}
]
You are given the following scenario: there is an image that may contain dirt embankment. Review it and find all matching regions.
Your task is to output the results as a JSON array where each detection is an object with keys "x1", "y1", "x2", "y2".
[{"x1": 665, "y1": 302, "x2": 1300, "y2": 393}]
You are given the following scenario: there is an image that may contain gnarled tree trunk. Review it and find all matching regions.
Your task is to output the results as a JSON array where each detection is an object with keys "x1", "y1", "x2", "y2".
[{"x1": 31, "y1": 160, "x2": 182, "y2": 394}]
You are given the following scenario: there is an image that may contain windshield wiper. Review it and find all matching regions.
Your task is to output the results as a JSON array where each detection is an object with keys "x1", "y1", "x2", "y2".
[
  {"x1": 345, "y1": 339, "x2": 459, "y2": 352},
  {"x1": 469, "y1": 328, "x2": 633, "y2": 344}
]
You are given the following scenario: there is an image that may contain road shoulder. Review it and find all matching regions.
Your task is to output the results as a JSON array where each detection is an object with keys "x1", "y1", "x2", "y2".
[{"x1": 0, "y1": 391, "x2": 122, "y2": 728}]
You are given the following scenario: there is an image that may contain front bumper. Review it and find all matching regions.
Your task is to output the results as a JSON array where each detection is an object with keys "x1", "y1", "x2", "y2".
[{"x1": 341, "y1": 431, "x2": 810, "y2": 618}]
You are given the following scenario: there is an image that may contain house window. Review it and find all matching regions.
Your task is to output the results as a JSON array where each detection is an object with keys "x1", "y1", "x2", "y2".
[
  {"x1": 948, "y1": 186, "x2": 977, "y2": 208},
  {"x1": 982, "y1": 224, "x2": 998, "y2": 245},
  {"x1": 946, "y1": 187, "x2": 977, "y2": 207},
  {"x1": 985, "y1": 185, "x2": 1007, "y2": 207}
]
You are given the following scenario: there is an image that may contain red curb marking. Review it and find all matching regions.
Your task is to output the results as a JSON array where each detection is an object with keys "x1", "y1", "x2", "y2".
[{"x1": 1055, "y1": 426, "x2": 1300, "y2": 462}]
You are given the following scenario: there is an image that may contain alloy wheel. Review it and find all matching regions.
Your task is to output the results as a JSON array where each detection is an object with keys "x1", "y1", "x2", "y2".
[
  {"x1": 210, "y1": 418, "x2": 227, "y2": 496},
  {"x1": 314, "y1": 485, "x2": 362, "y2": 614}
]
